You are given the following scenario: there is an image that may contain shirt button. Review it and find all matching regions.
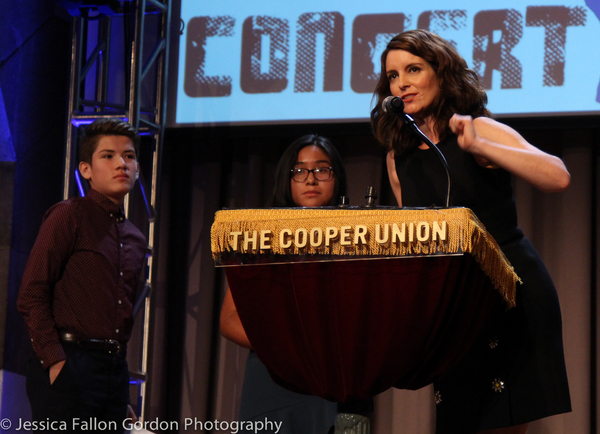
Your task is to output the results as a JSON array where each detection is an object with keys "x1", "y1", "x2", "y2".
[
  {"x1": 115, "y1": 329, "x2": 120, "y2": 333},
  {"x1": 120, "y1": 243, "x2": 124, "y2": 248},
  {"x1": 118, "y1": 300, "x2": 122, "y2": 305},
  {"x1": 120, "y1": 271, "x2": 123, "y2": 276}
]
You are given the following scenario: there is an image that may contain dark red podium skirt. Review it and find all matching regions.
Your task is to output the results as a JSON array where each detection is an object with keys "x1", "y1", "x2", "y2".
[{"x1": 226, "y1": 254, "x2": 504, "y2": 402}]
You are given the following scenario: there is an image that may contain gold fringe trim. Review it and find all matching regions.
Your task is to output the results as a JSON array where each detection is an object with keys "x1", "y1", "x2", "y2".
[{"x1": 211, "y1": 207, "x2": 518, "y2": 307}]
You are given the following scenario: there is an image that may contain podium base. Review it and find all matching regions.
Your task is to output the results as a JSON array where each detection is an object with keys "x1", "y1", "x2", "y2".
[{"x1": 334, "y1": 413, "x2": 370, "y2": 434}]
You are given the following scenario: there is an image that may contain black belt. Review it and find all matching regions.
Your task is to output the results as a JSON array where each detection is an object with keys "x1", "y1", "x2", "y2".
[{"x1": 60, "y1": 331, "x2": 125, "y2": 354}]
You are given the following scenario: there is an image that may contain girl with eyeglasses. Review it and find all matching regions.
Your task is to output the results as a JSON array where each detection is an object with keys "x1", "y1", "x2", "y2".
[{"x1": 220, "y1": 135, "x2": 347, "y2": 434}]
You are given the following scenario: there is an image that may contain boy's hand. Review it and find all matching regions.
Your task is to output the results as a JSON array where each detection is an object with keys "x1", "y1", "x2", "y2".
[
  {"x1": 127, "y1": 405, "x2": 138, "y2": 423},
  {"x1": 49, "y1": 360, "x2": 66, "y2": 385}
]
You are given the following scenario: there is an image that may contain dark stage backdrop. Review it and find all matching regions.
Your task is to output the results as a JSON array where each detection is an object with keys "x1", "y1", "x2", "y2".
[
  {"x1": 1, "y1": 0, "x2": 71, "y2": 424},
  {"x1": 150, "y1": 120, "x2": 599, "y2": 433},
  {"x1": 1, "y1": 4, "x2": 599, "y2": 431}
]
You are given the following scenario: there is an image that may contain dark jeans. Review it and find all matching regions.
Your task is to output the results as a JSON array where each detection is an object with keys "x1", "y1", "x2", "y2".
[{"x1": 26, "y1": 344, "x2": 130, "y2": 434}]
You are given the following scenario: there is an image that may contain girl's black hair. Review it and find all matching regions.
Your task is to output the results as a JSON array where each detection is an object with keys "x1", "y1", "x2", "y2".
[{"x1": 271, "y1": 135, "x2": 347, "y2": 207}]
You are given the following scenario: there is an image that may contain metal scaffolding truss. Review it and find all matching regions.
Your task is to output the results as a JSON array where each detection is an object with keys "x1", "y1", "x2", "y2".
[{"x1": 61, "y1": 0, "x2": 171, "y2": 420}]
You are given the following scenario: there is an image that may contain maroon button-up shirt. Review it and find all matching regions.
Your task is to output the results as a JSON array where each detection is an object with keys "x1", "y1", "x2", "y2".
[{"x1": 17, "y1": 189, "x2": 147, "y2": 369}]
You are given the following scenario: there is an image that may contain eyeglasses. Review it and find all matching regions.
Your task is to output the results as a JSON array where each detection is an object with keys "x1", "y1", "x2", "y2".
[{"x1": 290, "y1": 167, "x2": 334, "y2": 182}]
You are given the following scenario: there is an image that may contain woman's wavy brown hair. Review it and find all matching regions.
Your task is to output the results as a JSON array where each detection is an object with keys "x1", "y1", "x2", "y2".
[{"x1": 370, "y1": 29, "x2": 491, "y2": 155}]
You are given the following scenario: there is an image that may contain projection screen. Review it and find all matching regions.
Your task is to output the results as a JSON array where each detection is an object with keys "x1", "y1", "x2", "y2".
[{"x1": 171, "y1": 0, "x2": 600, "y2": 126}]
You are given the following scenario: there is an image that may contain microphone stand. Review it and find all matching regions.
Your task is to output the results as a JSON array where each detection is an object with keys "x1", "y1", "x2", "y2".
[{"x1": 401, "y1": 112, "x2": 452, "y2": 208}]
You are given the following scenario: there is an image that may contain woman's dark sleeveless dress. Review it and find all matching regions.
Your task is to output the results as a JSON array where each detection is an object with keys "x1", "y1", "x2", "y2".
[{"x1": 395, "y1": 136, "x2": 571, "y2": 432}]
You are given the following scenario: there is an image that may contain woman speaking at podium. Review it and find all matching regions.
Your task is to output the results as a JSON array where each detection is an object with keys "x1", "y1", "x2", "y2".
[
  {"x1": 371, "y1": 30, "x2": 571, "y2": 434},
  {"x1": 220, "y1": 135, "x2": 347, "y2": 433}
]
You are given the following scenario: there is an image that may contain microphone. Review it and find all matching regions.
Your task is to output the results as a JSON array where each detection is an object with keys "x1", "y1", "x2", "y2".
[
  {"x1": 381, "y1": 96, "x2": 453, "y2": 207},
  {"x1": 382, "y1": 96, "x2": 405, "y2": 114}
]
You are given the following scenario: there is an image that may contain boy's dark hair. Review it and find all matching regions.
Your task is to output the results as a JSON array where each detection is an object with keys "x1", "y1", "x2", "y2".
[
  {"x1": 79, "y1": 118, "x2": 140, "y2": 164},
  {"x1": 271, "y1": 134, "x2": 347, "y2": 207}
]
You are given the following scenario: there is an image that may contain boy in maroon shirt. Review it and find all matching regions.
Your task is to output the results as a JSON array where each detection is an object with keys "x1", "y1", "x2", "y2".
[{"x1": 18, "y1": 118, "x2": 147, "y2": 433}]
